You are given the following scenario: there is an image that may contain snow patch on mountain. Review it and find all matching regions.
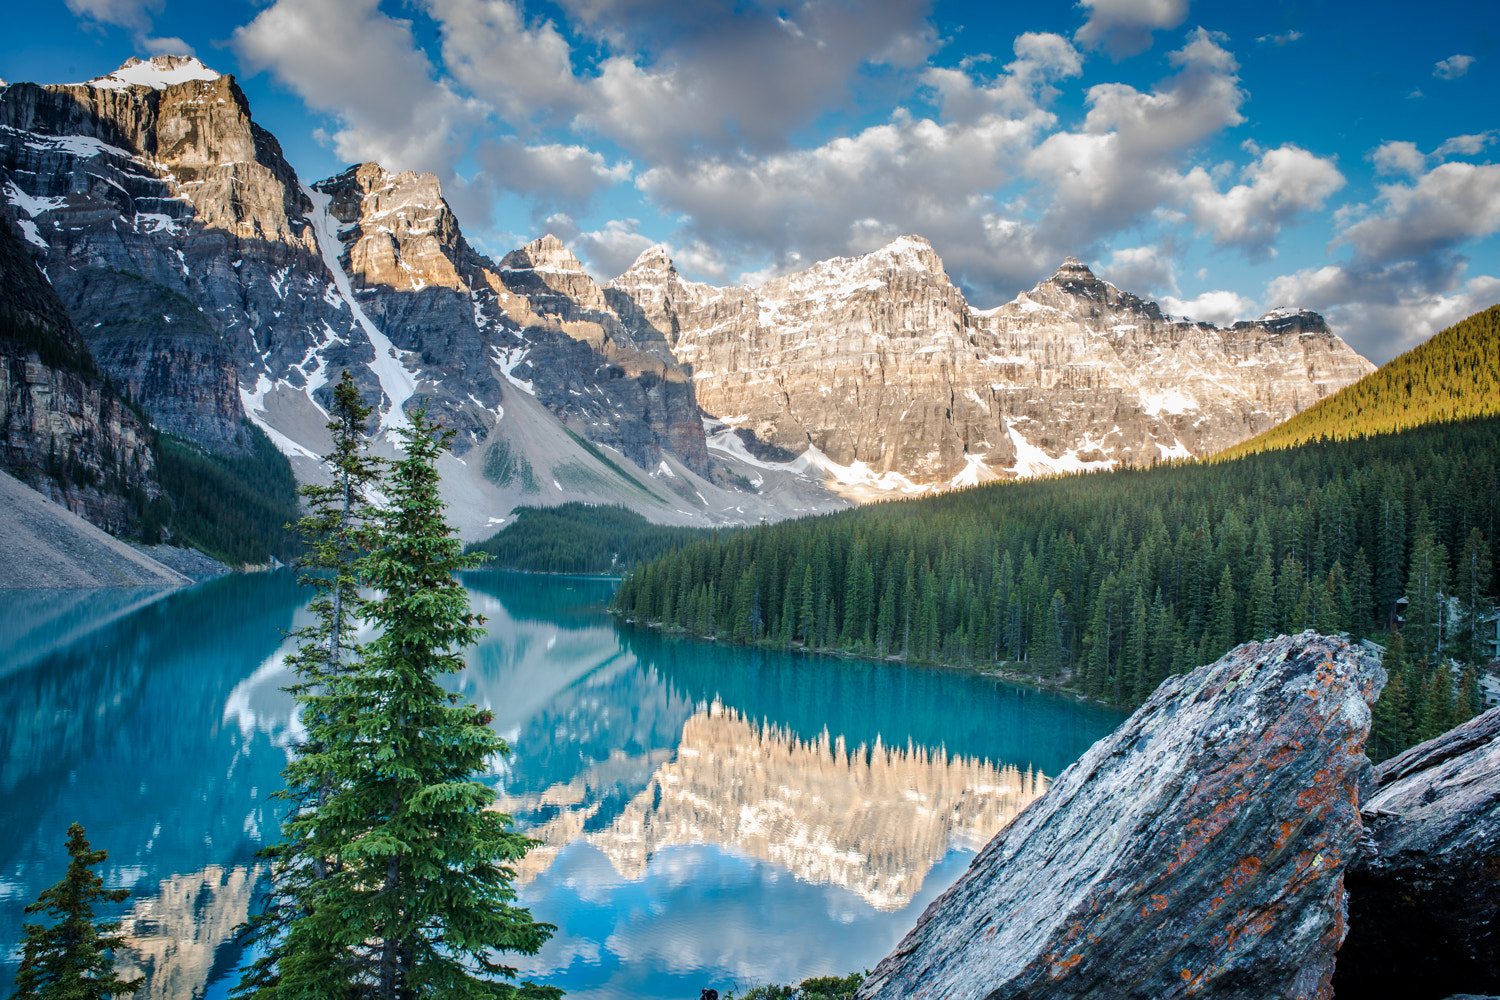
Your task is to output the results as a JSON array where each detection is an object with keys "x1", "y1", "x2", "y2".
[
  {"x1": 304, "y1": 185, "x2": 415, "y2": 433},
  {"x1": 86, "y1": 56, "x2": 221, "y2": 91}
]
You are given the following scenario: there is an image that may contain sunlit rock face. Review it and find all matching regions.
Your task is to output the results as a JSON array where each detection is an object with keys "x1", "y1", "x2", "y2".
[
  {"x1": 607, "y1": 244, "x2": 1376, "y2": 495},
  {"x1": 116, "y1": 864, "x2": 261, "y2": 1000},
  {"x1": 499, "y1": 702, "x2": 1047, "y2": 911},
  {"x1": 860, "y1": 632, "x2": 1384, "y2": 1000}
]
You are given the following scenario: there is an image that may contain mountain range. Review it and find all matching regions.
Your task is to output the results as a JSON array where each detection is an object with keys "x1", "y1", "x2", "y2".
[{"x1": 1, "y1": 55, "x2": 1375, "y2": 546}]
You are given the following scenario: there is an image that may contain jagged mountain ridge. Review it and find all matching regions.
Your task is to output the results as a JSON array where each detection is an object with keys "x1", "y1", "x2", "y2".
[
  {"x1": 1, "y1": 57, "x2": 832, "y2": 539},
  {"x1": 1, "y1": 55, "x2": 1374, "y2": 538},
  {"x1": 607, "y1": 240, "x2": 1376, "y2": 495}
]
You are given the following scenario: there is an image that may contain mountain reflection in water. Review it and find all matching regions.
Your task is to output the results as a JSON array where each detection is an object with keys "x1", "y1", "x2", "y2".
[
  {"x1": 499, "y1": 702, "x2": 1046, "y2": 911},
  {"x1": 0, "y1": 571, "x2": 1122, "y2": 1000}
]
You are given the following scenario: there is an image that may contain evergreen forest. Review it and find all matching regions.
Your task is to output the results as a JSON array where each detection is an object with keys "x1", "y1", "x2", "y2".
[
  {"x1": 613, "y1": 415, "x2": 1498, "y2": 761},
  {"x1": 1219, "y1": 303, "x2": 1500, "y2": 457},
  {"x1": 467, "y1": 502, "x2": 710, "y2": 574}
]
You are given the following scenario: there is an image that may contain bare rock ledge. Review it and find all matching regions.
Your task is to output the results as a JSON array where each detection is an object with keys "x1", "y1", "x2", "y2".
[
  {"x1": 1333, "y1": 706, "x2": 1500, "y2": 1000},
  {"x1": 859, "y1": 632, "x2": 1384, "y2": 1000}
]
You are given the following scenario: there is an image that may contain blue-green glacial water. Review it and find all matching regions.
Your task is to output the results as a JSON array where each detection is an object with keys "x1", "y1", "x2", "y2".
[{"x1": 0, "y1": 571, "x2": 1124, "y2": 1000}]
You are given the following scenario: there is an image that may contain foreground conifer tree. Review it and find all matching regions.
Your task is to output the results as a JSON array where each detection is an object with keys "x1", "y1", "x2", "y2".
[
  {"x1": 10, "y1": 824, "x2": 141, "y2": 1000},
  {"x1": 238, "y1": 400, "x2": 554, "y2": 1000},
  {"x1": 238, "y1": 371, "x2": 384, "y2": 998}
]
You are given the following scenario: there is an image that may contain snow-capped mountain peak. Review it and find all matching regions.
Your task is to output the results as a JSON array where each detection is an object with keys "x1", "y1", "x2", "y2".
[{"x1": 86, "y1": 55, "x2": 221, "y2": 91}]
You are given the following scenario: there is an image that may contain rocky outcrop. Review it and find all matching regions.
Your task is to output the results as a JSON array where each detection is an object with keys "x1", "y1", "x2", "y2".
[
  {"x1": 1, "y1": 203, "x2": 156, "y2": 532},
  {"x1": 859, "y1": 632, "x2": 1384, "y2": 1000},
  {"x1": 608, "y1": 243, "x2": 1376, "y2": 493},
  {"x1": 1334, "y1": 707, "x2": 1500, "y2": 1000}
]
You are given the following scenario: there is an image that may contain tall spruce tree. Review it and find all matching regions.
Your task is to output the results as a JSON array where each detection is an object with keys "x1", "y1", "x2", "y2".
[
  {"x1": 10, "y1": 824, "x2": 141, "y2": 1000},
  {"x1": 328, "y1": 404, "x2": 551, "y2": 998},
  {"x1": 237, "y1": 371, "x2": 385, "y2": 999}
]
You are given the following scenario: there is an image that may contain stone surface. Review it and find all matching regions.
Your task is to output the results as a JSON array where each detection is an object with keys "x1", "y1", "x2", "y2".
[
  {"x1": 1, "y1": 203, "x2": 157, "y2": 533},
  {"x1": 1333, "y1": 707, "x2": 1500, "y2": 1000},
  {"x1": 859, "y1": 632, "x2": 1384, "y2": 1000},
  {"x1": 607, "y1": 243, "x2": 1376, "y2": 493}
]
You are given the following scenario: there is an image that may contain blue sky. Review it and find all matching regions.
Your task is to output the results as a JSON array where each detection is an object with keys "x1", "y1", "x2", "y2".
[{"x1": 4, "y1": 0, "x2": 1497, "y2": 362}]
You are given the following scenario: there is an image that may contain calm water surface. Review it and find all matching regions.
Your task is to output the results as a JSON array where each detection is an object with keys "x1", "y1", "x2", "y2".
[{"x1": 0, "y1": 570, "x2": 1123, "y2": 1000}]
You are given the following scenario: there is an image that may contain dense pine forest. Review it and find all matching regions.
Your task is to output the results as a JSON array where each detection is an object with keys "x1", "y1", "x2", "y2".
[
  {"x1": 613, "y1": 417, "x2": 1498, "y2": 760},
  {"x1": 1219, "y1": 304, "x2": 1500, "y2": 457},
  {"x1": 466, "y1": 502, "x2": 711, "y2": 574}
]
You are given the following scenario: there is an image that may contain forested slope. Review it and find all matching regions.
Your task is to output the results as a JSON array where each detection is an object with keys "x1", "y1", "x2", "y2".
[
  {"x1": 466, "y1": 503, "x2": 710, "y2": 574},
  {"x1": 613, "y1": 418, "x2": 1498, "y2": 759},
  {"x1": 1218, "y1": 304, "x2": 1500, "y2": 458}
]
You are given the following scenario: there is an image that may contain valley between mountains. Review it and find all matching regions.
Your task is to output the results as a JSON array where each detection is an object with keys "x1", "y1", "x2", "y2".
[{"x1": 1, "y1": 55, "x2": 1375, "y2": 548}]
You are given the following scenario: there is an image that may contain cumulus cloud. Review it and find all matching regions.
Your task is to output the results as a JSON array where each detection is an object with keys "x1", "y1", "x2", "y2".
[
  {"x1": 922, "y1": 32, "x2": 1082, "y2": 124},
  {"x1": 1159, "y1": 288, "x2": 1255, "y2": 326},
  {"x1": 1433, "y1": 54, "x2": 1475, "y2": 79},
  {"x1": 418, "y1": 0, "x2": 939, "y2": 164},
  {"x1": 1025, "y1": 29, "x2": 1245, "y2": 250},
  {"x1": 1074, "y1": 0, "x2": 1191, "y2": 59},
  {"x1": 570, "y1": 218, "x2": 660, "y2": 279},
  {"x1": 65, "y1": 0, "x2": 158, "y2": 32},
  {"x1": 1099, "y1": 245, "x2": 1177, "y2": 294},
  {"x1": 1266, "y1": 264, "x2": 1500, "y2": 362},
  {"x1": 232, "y1": 0, "x2": 482, "y2": 175},
  {"x1": 1336, "y1": 161, "x2": 1500, "y2": 263},
  {"x1": 1184, "y1": 143, "x2": 1344, "y2": 256},
  {"x1": 1434, "y1": 132, "x2": 1495, "y2": 157},
  {"x1": 1371, "y1": 140, "x2": 1426, "y2": 178},
  {"x1": 422, "y1": 0, "x2": 587, "y2": 127},
  {"x1": 478, "y1": 138, "x2": 631, "y2": 209},
  {"x1": 65, "y1": 0, "x2": 194, "y2": 56}
]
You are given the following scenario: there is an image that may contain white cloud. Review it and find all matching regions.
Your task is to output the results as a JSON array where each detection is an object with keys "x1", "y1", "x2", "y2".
[
  {"x1": 922, "y1": 32, "x2": 1082, "y2": 124},
  {"x1": 422, "y1": 0, "x2": 587, "y2": 126},
  {"x1": 479, "y1": 138, "x2": 631, "y2": 208},
  {"x1": 1434, "y1": 132, "x2": 1495, "y2": 157},
  {"x1": 1025, "y1": 29, "x2": 1245, "y2": 249},
  {"x1": 1184, "y1": 144, "x2": 1344, "y2": 256},
  {"x1": 1256, "y1": 30, "x2": 1303, "y2": 46},
  {"x1": 232, "y1": 0, "x2": 482, "y2": 175},
  {"x1": 1433, "y1": 54, "x2": 1475, "y2": 80},
  {"x1": 1074, "y1": 0, "x2": 1191, "y2": 59},
  {"x1": 1336, "y1": 161, "x2": 1500, "y2": 263},
  {"x1": 1159, "y1": 288, "x2": 1255, "y2": 326},
  {"x1": 1099, "y1": 245, "x2": 1177, "y2": 294},
  {"x1": 65, "y1": 0, "x2": 193, "y2": 56},
  {"x1": 571, "y1": 218, "x2": 659, "y2": 280},
  {"x1": 1370, "y1": 140, "x2": 1427, "y2": 178},
  {"x1": 65, "y1": 0, "x2": 159, "y2": 32},
  {"x1": 1266, "y1": 265, "x2": 1500, "y2": 363}
]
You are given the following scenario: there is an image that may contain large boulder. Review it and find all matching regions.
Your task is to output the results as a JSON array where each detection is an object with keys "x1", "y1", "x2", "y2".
[
  {"x1": 1333, "y1": 707, "x2": 1500, "y2": 1000},
  {"x1": 859, "y1": 632, "x2": 1384, "y2": 1000}
]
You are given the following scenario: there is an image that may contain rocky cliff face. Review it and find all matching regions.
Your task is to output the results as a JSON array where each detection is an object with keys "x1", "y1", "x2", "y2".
[
  {"x1": 0, "y1": 59, "x2": 710, "y2": 480},
  {"x1": 1334, "y1": 707, "x2": 1500, "y2": 1000},
  {"x1": 0, "y1": 203, "x2": 156, "y2": 532},
  {"x1": 859, "y1": 631, "x2": 1384, "y2": 1000},
  {"x1": 608, "y1": 242, "x2": 1376, "y2": 495}
]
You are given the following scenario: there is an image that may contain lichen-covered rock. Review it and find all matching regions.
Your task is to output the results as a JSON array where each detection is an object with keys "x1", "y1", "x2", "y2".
[
  {"x1": 1333, "y1": 707, "x2": 1500, "y2": 1000},
  {"x1": 859, "y1": 632, "x2": 1384, "y2": 1000}
]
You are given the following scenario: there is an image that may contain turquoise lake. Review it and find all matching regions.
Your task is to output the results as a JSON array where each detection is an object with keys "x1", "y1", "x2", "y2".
[{"x1": 0, "y1": 570, "x2": 1124, "y2": 999}]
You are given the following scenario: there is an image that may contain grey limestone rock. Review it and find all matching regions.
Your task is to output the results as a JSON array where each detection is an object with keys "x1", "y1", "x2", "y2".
[
  {"x1": 859, "y1": 632, "x2": 1385, "y2": 1000},
  {"x1": 1333, "y1": 707, "x2": 1500, "y2": 1000}
]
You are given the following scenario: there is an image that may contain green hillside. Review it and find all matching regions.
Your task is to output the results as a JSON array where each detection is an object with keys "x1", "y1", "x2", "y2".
[
  {"x1": 614, "y1": 418, "x2": 1499, "y2": 760},
  {"x1": 1218, "y1": 304, "x2": 1500, "y2": 459},
  {"x1": 466, "y1": 502, "x2": 711, "y2": 575}
]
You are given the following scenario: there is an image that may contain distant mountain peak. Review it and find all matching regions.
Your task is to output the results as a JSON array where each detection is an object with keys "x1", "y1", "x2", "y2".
[
  {"x1": 502, "y1": 234, "x2": 586, "y2": 274},
  {"x1": 87, "y1": 55, "x2": 221, "y2": 91},
  {"x1": 1049, "y1": 256, "x2": 1097, "y2": 281},
  {"x1": 622, "y1": 244, "x2": 676, "y2": 274}
]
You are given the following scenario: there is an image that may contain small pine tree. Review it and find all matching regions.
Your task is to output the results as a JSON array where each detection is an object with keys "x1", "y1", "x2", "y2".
[{"x1": 10, "y1": 824, "x2": 141, "y2": 1000}]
